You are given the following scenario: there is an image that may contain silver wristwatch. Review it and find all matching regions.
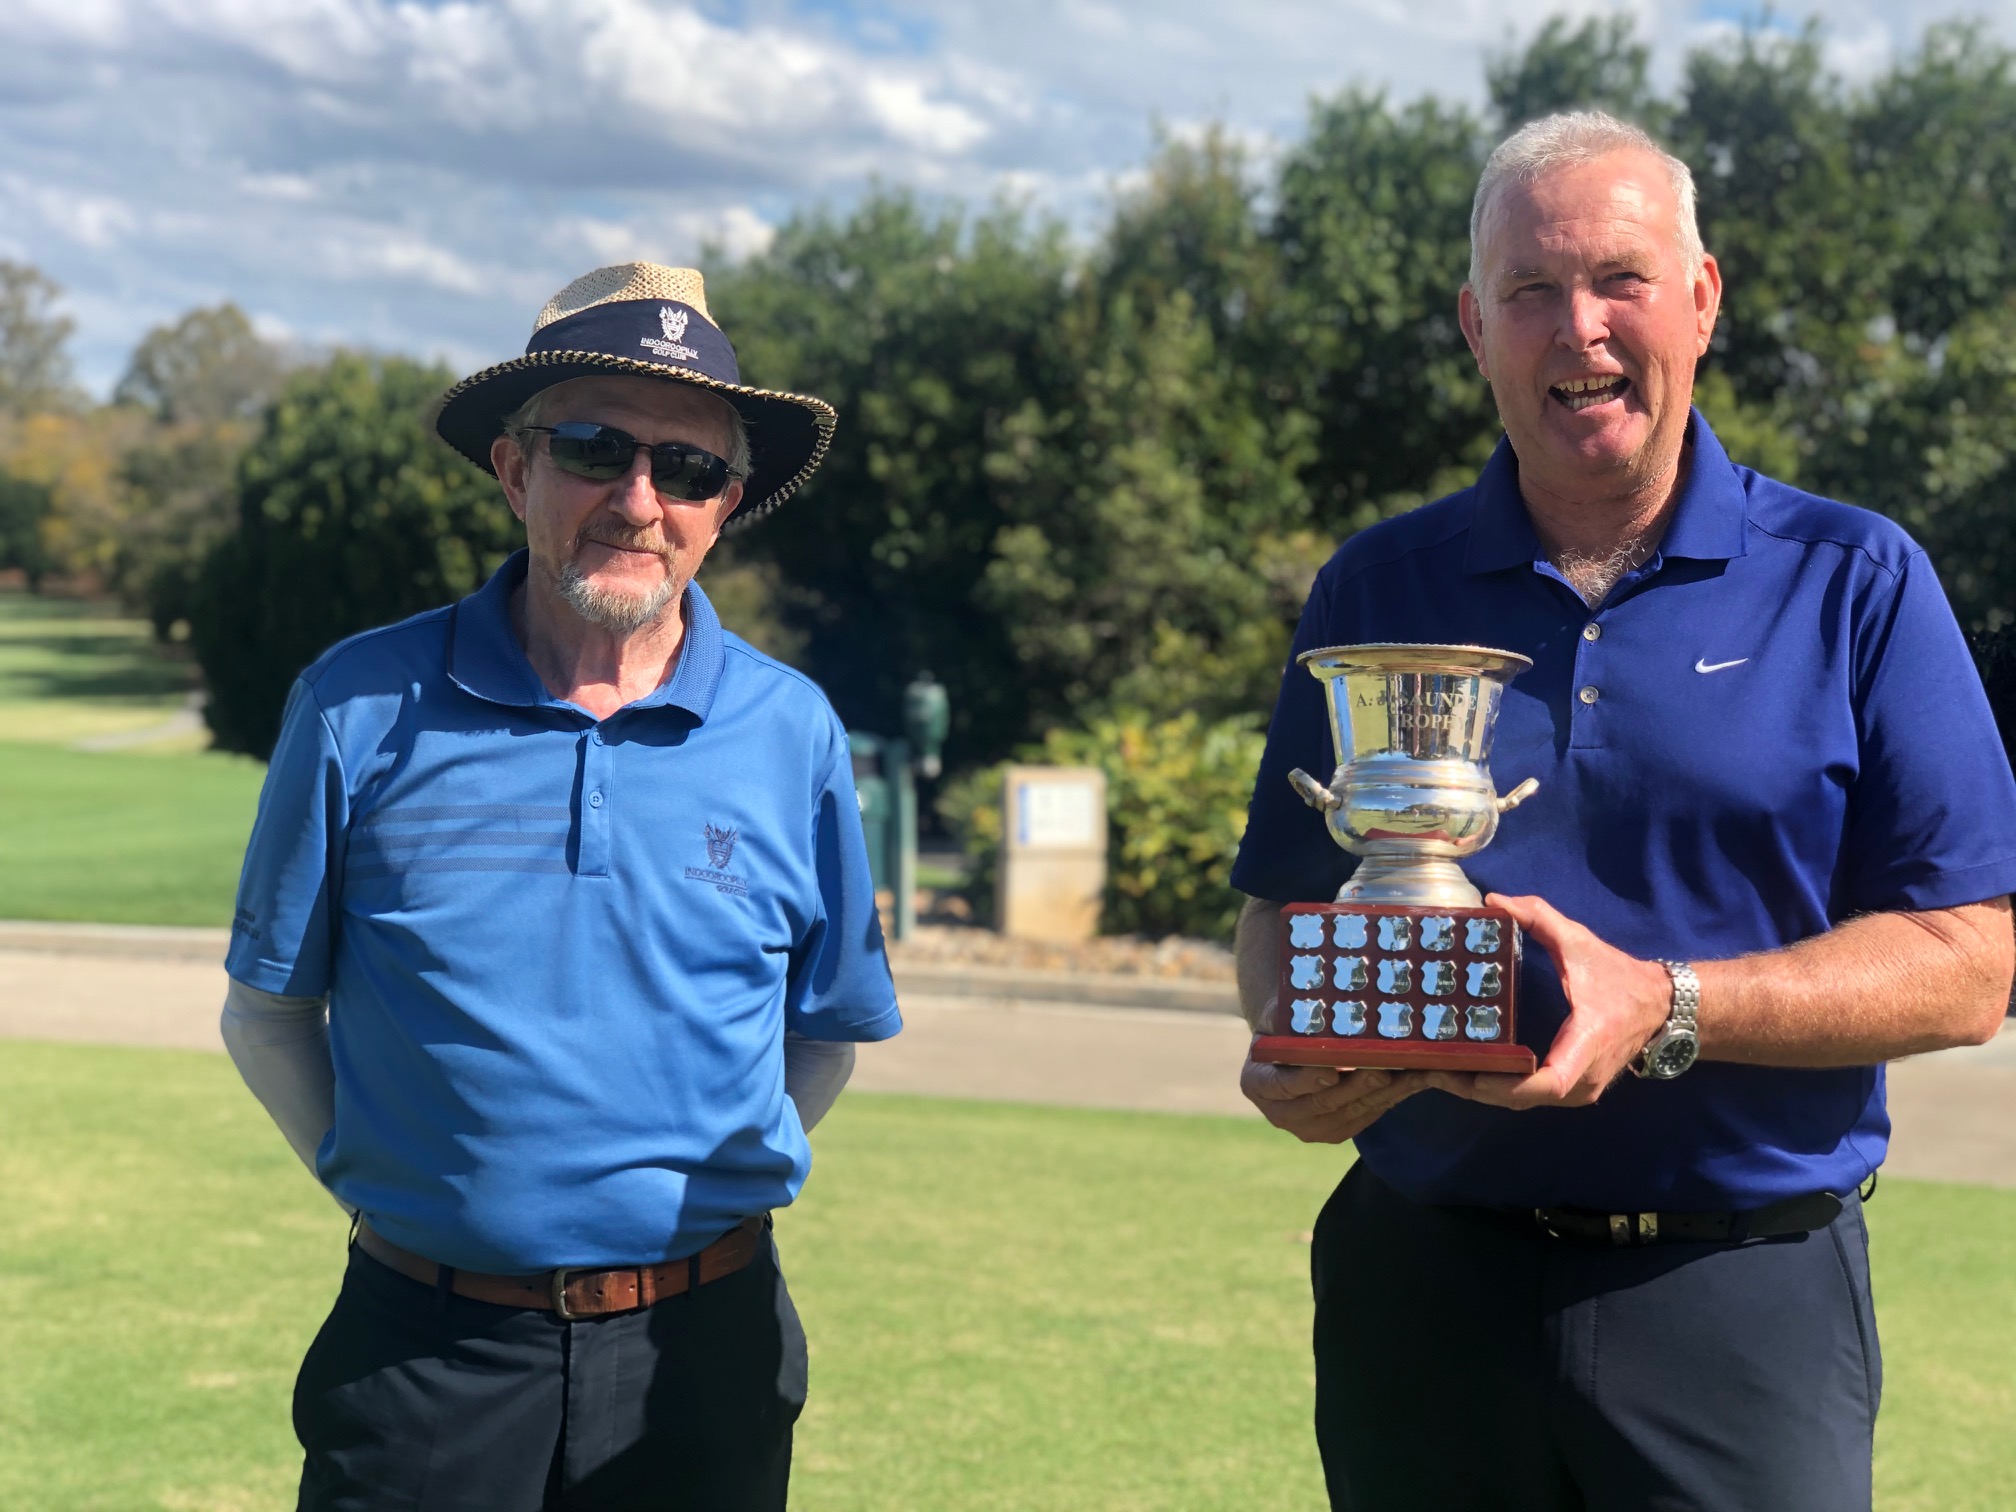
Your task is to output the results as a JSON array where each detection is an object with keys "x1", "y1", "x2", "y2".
[{"x1": 1632, "y1": 960, "x2": 1701, "y2": 1080}]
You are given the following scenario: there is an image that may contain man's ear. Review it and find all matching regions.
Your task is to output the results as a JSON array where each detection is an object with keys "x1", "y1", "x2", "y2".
[
  {"x1": 491, "y1": 433, "x2": 532, "y2": 525},
  {"x1": 1458, "y1": 285, "x2": 1490, "y2": 380},
  {"x1": 706, "y1": 480, "x2": 745, "y2": 552},
  {"x1": 1693, "y1": 252, "x2": 1723, "y2": 356}
]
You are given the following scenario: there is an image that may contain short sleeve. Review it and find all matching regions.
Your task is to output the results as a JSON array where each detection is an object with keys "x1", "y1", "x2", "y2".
[
  {"x1": 783, "y1": 730, "x2": 902, "y2": 1042},
  {"x1": 1230, "y1": 566, "x2": 1356, "y2": 904},
  {"x1": 1842, "y1": 550, "x2": 2016, "y2": 912},
  {"x1": 225, "y1": 679, "x2": 350, "y2": 996}
]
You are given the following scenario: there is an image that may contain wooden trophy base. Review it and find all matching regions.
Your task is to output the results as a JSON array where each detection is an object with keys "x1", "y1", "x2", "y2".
[{"x1": 1254, "y1": 901, "x2": 1537, "y2": 1075}]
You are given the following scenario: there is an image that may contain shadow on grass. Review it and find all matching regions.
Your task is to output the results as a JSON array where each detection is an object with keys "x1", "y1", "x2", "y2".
[
  {"x1": 0, "y1": 597, "x2": 196, "y2": 705},
  {"x1": 0, "y1": 592, "x2": 108, "y2": 624},
  {"x1": 3, "y1": 657, "x2": 195, "y2": 703}
]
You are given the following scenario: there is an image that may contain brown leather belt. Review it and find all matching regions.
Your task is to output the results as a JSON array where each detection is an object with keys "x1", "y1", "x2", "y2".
[{"x1": 356, "y1": 1216, "x2": 766, "y2": 1319}]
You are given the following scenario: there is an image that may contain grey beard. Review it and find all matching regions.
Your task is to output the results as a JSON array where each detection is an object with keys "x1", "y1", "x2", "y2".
[
  {"x1": 1554, "y1": 539, "x2": 1652, "y2": 607},
  {"x1": 556, "y1": 559, "x2": 679, "y2": 633}
]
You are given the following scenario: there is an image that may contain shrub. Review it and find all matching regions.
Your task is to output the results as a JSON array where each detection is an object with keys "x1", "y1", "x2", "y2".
[
  {"x1": 189, "y1": 355, "x2": 516, "y2": 757},
  {"x1": 940, "y1": 710, "x2": 1265, "y2": 941},
  {"x1": 1972, "y1": 627, "x2": 2016, "y2": 771}
]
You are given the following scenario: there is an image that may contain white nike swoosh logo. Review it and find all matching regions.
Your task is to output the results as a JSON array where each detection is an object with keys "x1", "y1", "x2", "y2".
[{"x1": 1694, "y1": 657, "x2": 1749, "y2": 674}]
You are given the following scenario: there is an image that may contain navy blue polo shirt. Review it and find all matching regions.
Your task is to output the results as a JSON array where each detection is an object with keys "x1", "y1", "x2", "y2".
[
  {"x1": 227, "y1": 551, "x2": 901, "y2": 1273},
  {"x1": 1233, "y1": 412, "x2": 2016, "y2": 1212}
]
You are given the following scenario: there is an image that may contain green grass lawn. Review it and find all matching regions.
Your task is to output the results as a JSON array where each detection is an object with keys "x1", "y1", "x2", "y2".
[
  {"x1": 0, "y1": 589, "x2": 195, "y2": 745},
  {"x1": 0, "y1": 741, "x2": 262, "y2": 925},
  {"x1": 0, "y1": 588, "x2": 263, "y2": 926},
  {"x1": 1, "y1": 1043, "x2": 2010, "y2": 1511}
]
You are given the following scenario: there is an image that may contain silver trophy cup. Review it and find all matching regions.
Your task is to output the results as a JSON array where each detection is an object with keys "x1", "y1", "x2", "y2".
[
  {"x1": 1287, "y1": 643, "x2": 1539, "y2": 906},
  {"x1": 1258, "y1": 643, "x2": 1541, "y2": 1070}
]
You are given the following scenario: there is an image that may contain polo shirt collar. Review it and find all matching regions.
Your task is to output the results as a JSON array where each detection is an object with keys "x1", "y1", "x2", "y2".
[
  {"x1": 1462, "y1": 407, "x2": 1749, "y2": 576},
  {"x1": 447, "y1": 549, "x2": 725, "y2": 721},
  {"x1": 1461, "y1": 439, "x2": 1540, "y2": 575},
  {"x1": 1657, "y1": 412, "x2": 1750, "y2": 562}
]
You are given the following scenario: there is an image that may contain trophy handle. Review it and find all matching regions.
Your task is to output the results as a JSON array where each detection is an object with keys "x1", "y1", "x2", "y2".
[
  {"x1": 1495, "y1": 777, "x2": 1540, "y2": 813},
  {"x1": 1288, "y1": 767, "x2": 1342, "y2": 812}
]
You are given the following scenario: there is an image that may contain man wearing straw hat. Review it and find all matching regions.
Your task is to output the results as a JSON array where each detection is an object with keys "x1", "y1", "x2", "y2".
[
  {"x1": 1232, "y1": 113, "x2": 2016, "y2": 1510},
  {"x1": 219, "y1": 263, "x2": 900, "y2": 1510}
]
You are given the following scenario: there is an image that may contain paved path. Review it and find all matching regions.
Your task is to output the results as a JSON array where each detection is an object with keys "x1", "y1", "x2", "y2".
[
  {"x1": 0, "y1": 945, "x2": 1257, "y2": 1116},
  {"x1": 1, "y1": 939, "x2": 2011, "y2": 1187},
  {"x1": 70, "y1": 691, "x2": 208, "y2": 752}
]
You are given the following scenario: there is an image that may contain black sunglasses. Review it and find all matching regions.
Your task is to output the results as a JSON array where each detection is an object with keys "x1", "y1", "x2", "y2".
[{"x1": 518, "y1": 422, "x2": 739, "y2": 501}]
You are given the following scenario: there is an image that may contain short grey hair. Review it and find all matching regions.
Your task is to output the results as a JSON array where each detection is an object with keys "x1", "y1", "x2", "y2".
[
  {"x1": 503, "y1": 382, "x2": 752, "y2": 481},
  {"x1": 1467, "y1": 110, "x2": 1704, "y2": 290}
]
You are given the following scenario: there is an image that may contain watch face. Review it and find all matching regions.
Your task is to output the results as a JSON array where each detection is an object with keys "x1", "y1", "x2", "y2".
[{"x1": 1648, "y1": 1034, "x2": 1700, "y2": 1080}]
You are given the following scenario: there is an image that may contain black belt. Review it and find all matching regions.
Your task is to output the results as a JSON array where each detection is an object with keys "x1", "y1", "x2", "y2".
[{"x1": 1532, "y1": 1190, "x2": 1845, "y2": 1247}]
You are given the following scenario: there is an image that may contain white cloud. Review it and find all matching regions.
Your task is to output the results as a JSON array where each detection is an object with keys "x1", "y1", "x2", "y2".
[
  {"x1": 0, "y1": 0, "x2": 2003, "y2": 392},
  {"x1": 1, "y1": 176, "x2": 139, "y2": 249}
]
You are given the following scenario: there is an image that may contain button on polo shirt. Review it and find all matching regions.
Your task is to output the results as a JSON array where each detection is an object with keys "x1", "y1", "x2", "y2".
[
  {"x1": 227, "y1": 551, "x2": 900, "y2": 1273},
  {"x1": 1233, "y1": 412, "x2": 2016, "y2": 1212}
]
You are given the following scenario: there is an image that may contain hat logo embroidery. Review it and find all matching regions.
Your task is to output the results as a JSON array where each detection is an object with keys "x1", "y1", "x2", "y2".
[{"x1": 641, "y1": 304, "x2": 700, "y2": 364}]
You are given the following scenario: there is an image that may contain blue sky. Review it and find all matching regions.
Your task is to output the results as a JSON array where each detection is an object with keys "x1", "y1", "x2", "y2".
[{"x1": 0, "y1": 0, "x2": 2001, "y2": 393}]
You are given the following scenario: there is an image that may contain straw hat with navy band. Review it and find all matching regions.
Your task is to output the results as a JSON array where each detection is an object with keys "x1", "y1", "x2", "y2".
[{"x1": 436, "y1": 262, "x2": 834, "y2": 528}]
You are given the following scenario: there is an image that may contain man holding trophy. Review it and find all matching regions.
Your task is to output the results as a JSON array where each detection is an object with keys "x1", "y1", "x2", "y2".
[{"x1": 1232, "y1": 111, "x2": 2016, "y2": 1510}]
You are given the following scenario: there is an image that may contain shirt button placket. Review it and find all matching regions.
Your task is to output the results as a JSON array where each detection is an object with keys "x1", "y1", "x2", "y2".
[
  {"x1": 580, "y1": 726, "x2": 613, "y2": 878},
  {"x1": 1572, "y1": 619, "x2": 1605, "y2": 748}
]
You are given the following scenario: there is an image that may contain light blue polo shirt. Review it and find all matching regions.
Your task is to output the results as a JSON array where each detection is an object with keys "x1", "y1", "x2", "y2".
[
  {"x1": 1234, "y1": 412, "x2": 2016, "y2": 1213},
  {"x1": 227, "y1": 550, "x2": 901, "y2": 1273}
]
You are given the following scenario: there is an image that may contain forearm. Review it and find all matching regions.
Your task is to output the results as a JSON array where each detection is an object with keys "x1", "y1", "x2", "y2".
[
  {"x1": 1695, "y1": 899, "x2": 2013, "y2": 1067},
  {"x1": 1234, "y1": 895, "x2": 1283, "y2": 1030},
  {"x1": 219, "y1": 977, "x2": 351, "y2": 1211},
  {"x1": 784, "y1": 1034, "x2": 855, "y2": 1131}
]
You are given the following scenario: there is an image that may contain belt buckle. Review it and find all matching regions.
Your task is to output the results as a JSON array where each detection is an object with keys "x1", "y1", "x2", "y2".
[
  {"x1": 550, "y1": 1268, "x2": 582, "y2": 1321},
  {"x1": 1605, "y1": 1213, "x2": 1659, "y2": 1244}
]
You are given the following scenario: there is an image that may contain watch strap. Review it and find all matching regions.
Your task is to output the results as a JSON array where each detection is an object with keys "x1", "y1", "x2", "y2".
[
  {"x1": 1657, "y1": 960, "x2": 1701, "y2": 1034},
  {"x1": 1631, "y1": 960, "x2": 1701, "y2": 1078}
]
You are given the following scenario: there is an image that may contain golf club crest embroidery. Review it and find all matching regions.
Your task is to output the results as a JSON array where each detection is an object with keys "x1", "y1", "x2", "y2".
[
  {"x1": 685, "y1": 822, "x2": 749, "y2": 896},
  {"x1": 641, "y1": 305, "x2": 700, "y2": 363},
  {"x1": 704, "y1": 823, "x2": 738, "y2": 869}
]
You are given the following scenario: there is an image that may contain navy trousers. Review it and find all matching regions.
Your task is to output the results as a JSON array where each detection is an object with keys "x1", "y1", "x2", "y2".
[
  {"x1": 293, "y1": 1235, "x2": 806, "y2": 1511},
  {"x1": 1312, "y1": 1163, "x2": 1881, "y2": 1512}
]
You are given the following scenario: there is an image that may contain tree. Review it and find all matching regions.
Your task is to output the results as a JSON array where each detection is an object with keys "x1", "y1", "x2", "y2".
[
  {"x1": 707, "y1": 193, "x2": 1078, "y2": 764},
  {"x1": 1659, "y1": 19, "x2": 2016, "y2": 620},
  {"x1": 1829, "y1": 300, "x2": 2016, "y2": 630},
  {"x1": 1669, "y1": 24, "x2": 1869, "y2": 421},
  {"x1": 979, "y1": 289, "x2": 1318, "y2": 727},
  {"x1": 1269, "y1": 92, "x2": 1499, "y2": 535},
  {"x1": 0, "y1": 470, "x2": 54, "y2": 590},
  {"x1": 0, "y1": 260, "x2": 79, "y2": 415},
  {"x1": 1487, "y1": 15, "x2": 1660, "y2": 130},
  {"x1": 110, "y1": 304, "x2": 291, "y2": 634},
  {"x1": 970, "y1": 132, "x2": 1322, "y2": 730},
  {"x1": 1093, "y1": 124, "x2": 1281, "y2": 367},
  {"x1": 1970, "y1": 624, "x2": 2016, "y2": 763},
  {"x1": 1850, "y1": 24, "x2": 2016, "y2": 374},
  {"x1": 119, "y1": 421, "x2": 260, "y2": 636},
  {"x1": 114, "y1": 303, "x2": 289, "y2": 425},
  {"x1": 0, "y1": 406, "x2": 150, "y2": 586},
  {"x1": 190, "y1": 354, "x2": 518, "y2": 756}
]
